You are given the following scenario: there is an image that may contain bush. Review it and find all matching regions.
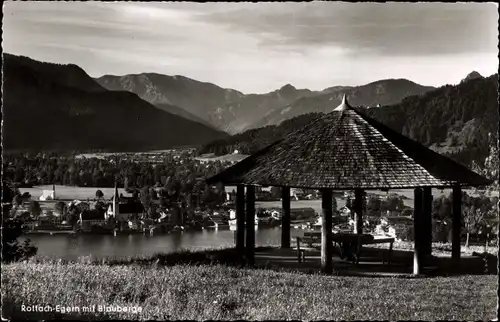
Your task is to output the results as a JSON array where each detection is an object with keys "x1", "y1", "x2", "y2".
[
  {"x1": 77, "y1": 247, "x2": 249, "y2": 268},
  {"x1": 398, "y1": 225, "x2": 414, "y2": 242},
  {"x1": 432, "y1": 220, "x2": 451, "y2": 243}
]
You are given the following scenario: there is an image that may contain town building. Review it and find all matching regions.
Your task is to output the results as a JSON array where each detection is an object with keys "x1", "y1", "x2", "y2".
[
  {"x1": 39, "y1": 184, "x2": 56, "y2": 201},
  {"x1": 78, "y1": 209, "x2": 106, "y2": 231}
]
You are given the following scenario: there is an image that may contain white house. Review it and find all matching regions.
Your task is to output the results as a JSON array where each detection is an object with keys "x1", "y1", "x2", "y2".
[{"x1": 39, "y1": 185, "x2": 56, "y2": 201}]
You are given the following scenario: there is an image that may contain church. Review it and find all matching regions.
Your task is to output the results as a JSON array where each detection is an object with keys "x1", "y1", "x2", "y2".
[{"x1": 105, "y1": 185, "x2": 144, "y2": 222}]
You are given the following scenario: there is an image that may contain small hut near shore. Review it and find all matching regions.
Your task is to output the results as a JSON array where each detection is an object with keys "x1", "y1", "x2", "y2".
[{"x1": 207, "y1": 95, "x2": 492, "y2": 275}]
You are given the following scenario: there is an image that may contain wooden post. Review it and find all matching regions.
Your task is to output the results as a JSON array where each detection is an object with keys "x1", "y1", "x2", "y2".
[
  {"x1": 281, "y1": 186, "x2": 291, "y2": 248},
  {"x1": 413, "y1": 188, "x2": 424, "y2": 275},
  {"x1": 236, "y1": 184, "x2": 245, "y2": 252},
  {"x1": 245, "y1": 185, "x2": 256, "y2": 267},
  {"x1": 354, "y1": 189, "x2": 364, "y2": 235},
  {"x1": 452, "y1": 185, "x2": 462, "y2": 262},
  {"x1": 422, "y1": 187, "x2": 433, "y2": 255},
  {"x1": 321, "y1": 188, "x2": 333, "y2": 274}
]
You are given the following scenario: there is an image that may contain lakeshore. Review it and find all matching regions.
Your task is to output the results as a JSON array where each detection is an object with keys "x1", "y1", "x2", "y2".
[{"x1": 18, "y1": 184, "x2": 500, "y2": 204}]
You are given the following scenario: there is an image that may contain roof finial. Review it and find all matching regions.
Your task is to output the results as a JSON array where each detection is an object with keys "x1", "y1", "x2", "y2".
[{"x1": 333, "y1": 93, "x2": 350, "y2": 111}]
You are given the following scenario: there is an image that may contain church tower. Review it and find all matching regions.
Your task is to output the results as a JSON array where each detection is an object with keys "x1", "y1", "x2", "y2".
[{"x1": 113, "y1": 182, "x2": 119, "y2": 219}]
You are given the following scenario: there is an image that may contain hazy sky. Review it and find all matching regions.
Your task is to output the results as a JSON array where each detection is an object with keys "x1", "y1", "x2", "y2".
[{"x1": 3, "y1": 2, "x2": 498, "y2": 94}]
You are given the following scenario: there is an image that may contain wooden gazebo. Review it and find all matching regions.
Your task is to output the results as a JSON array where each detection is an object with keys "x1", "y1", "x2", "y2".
[{"x1": 207, "y1": 95, "x2": 492, "y2": 275}]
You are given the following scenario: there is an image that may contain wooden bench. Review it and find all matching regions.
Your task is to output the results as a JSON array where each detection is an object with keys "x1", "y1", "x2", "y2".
[{"x1": 295, "y1": 232, "x2": 394, "y2": 265}]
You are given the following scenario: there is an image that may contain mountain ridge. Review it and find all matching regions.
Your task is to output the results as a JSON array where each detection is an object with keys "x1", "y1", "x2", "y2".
[
  {"x1": 97, "y1": 73, "x2": 434, "y2": 134},
  {"x1": 198, "y1": 74, "x2": 498, "y2": 169},
  {"x1": 461, "y1": 71, "x2": 484, "y2": 84},
  {"x1": 96, "y1": 73, "x2": 245, "y2": 131},
  {"x1": 248, "y1": 78, "x2": 435, "y2": 130}
]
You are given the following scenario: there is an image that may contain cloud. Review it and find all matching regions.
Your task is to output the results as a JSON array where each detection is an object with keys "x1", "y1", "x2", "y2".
[
  {"x1": 2, "y1": 2, "x2": 498, "y2": 93},
  {"x1": 197, "y1": 2, "x2": 498, "y2": 56}
]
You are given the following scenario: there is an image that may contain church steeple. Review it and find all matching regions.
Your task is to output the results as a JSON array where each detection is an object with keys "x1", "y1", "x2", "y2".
[{"x1": 113, "y1": 182, "x2": 119, "y2": 218}]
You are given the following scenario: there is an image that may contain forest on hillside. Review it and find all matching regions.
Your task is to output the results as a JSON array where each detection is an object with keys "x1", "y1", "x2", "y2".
[
  {"x1": 3, "y1": 54, "x2": 228, "y2": 151},
  {"x1": 198, "y1": 113, "x2": 323, "y2": 156}
]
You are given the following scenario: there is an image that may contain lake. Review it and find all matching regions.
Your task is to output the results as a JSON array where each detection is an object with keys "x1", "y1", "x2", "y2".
[{"x1": 21, "y1": 227, "x2": 305, "y2": 261}]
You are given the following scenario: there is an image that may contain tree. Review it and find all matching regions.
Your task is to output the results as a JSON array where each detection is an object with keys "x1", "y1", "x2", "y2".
[
  {"x1": 214, "y1": 182, "x2": 227, "y2": 205},
  {"x1": 270, "y1": 187, "x2": 281, "y2": 200},
  {"x1": 124, "y1": 177, "x2": 129, "y2": 191},
  {"x1": 28, "y1": 200, "x2": 42, "y2": 218},
  {"x1": 95, "y1": 189, "x2": 104, "y2": 199},
  {"x1": 159, "y1": 196, "x2": 170, "y2": 208},
  {"x1": 472, "y1": 134, "x2": 499, "y2": 190},
  {"x1": 55, "y1": 201, "x2": 67, "y2": 216},
  {"x1": 401, "y1": 208, "x2": 414, "y2": 217},
  {"x1": 432, "y1": 194, "x2": 453, "y2": 221},
  {"x1": 12, "y1": 194, "x2": 23, "y2": 208},
  {"x1": 67, "y1": 205, "x2": 80, "y2": 226},
  {"x1": 2, "y1": 181, "x2": 19, "y2": 204},
  {"x1": 150, "y1": 211, "x2": 161, "y2": 221},
  {"x1": 384, "y1": 194, "x2": 405, "y2": 213},
  {"x1": 2, "y1": 218, "x2": 37, "y2": 263},
  {"x1": 463, "y1": 205, "x2": 484, "y2": 248},
  {"x1": 94, "y1": 201, "x2": 106, "y2": 212},
  {"x1": 366, "y1": 196, "x2": 382, "y2": 217},
  {"x1": 140, "y1": 186, "x2": 152, "y2": 214}
]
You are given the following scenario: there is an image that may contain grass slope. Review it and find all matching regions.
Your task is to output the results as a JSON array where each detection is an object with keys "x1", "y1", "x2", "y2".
[{"x1": 2, "y1": 261, "x2": 496, "y2": 320}]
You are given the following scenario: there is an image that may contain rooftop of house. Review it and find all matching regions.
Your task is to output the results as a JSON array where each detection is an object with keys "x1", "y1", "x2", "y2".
[
  {"x1": 381, "y1": 216, "x2": 414, "y2": 224},
  {"x1": 81, "y1": 209, "x2": 106, "y2": 221},
  {"x1": 108, "y1": 202, "x2": 144, "y2": 214}
]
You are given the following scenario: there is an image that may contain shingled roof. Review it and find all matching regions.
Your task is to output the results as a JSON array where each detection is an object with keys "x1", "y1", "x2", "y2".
[{"x1": 207, "y1": 95, "x2": 492, "y2": 190}]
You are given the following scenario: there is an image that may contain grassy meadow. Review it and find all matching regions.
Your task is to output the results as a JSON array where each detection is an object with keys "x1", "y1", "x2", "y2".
[
  {"x1": 19, "y1": 185, "x2": 132, "y2": 200},
  {"x1": 369, "y1": 240, "x2": 499, "y2": 256},
  {"x1": 2, "y1": 260, "x2": 497, "y2": 321},
  {"x1": 196, "y1": 153, "x2": 249, "y2": 163}
]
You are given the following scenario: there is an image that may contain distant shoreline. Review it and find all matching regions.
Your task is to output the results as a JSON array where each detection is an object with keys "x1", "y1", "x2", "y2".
[{"x1": 25, "y1": 230, "x2": 76, "y2": 235}]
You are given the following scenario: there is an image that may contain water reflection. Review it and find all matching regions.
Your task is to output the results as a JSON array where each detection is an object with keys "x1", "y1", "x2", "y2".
[{"x1": 21, "y1": 228, "x2": 302, "y2": 261}]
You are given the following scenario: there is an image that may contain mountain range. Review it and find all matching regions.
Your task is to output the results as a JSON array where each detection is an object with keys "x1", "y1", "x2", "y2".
[
  {"x1": 250, "y1": 79, "x2": 435, "y2": 130},
  {"x1": 199, "y1": 72, "x2": 498, "y2": 168},
  {"x1": 4, "y1": 53, "x2": 492, "y2": 160},
  {"x1": 2, "y1": 54, "x2": 228, "y2": 152},
  {"x1": 96, "y1": 74, "x2": 435, "y2": 134}
]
